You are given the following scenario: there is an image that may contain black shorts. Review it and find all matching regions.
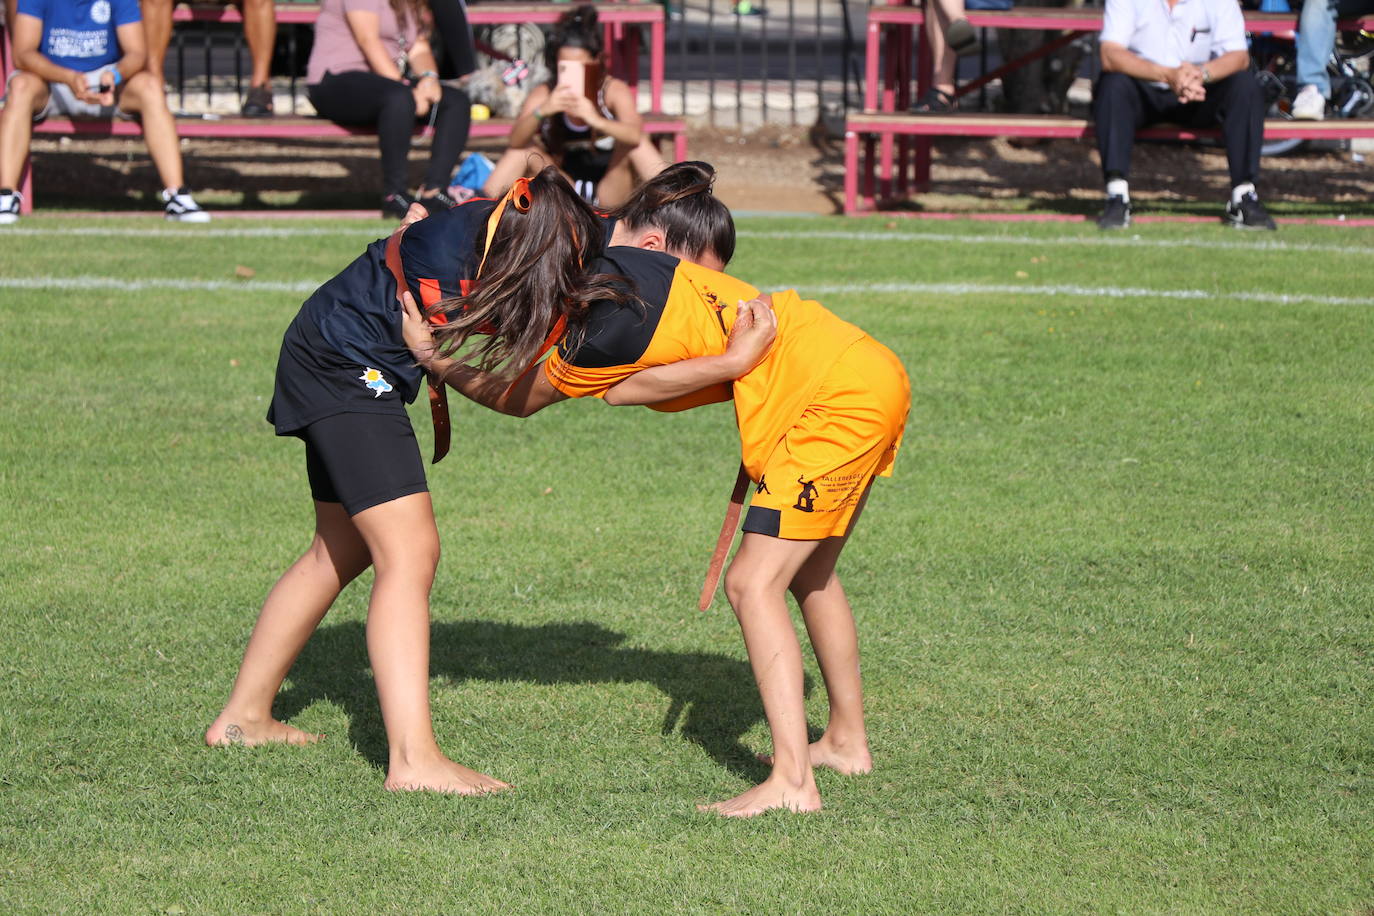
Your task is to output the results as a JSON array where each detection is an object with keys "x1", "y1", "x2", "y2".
[{"x1": 301, "y1": 411, "x2": 428, "y2": 516}]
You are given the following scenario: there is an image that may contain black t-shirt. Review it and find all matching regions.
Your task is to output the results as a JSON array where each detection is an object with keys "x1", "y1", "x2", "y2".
[{"x1": 298, "y1": 199, "x2": 497, "y2": 403}]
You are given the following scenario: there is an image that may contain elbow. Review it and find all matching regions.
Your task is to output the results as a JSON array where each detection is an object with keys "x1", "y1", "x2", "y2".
[
  {"x1": 503, "y1": 398, "x2": 545, "y2": 418},
  {"x1": 602, "y1": 388, "x2": 628, "y2": 407}
]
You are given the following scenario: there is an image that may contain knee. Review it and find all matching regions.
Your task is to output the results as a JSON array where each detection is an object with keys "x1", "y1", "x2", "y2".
[
  {"x1": 723, "y1": 560, "x2": 777, "y2": 615},
  {"x1": 1093, "y1": 72, "x2": 1135, "y2": 113},
  {"x1": 7, "y1": 71, "x2": 45, "y2": 103},
  {"x1": 307, "y1": 535, "x2": 372, "y2": 585},
  {"x1": 1223, "y1": 70, "x2": 1264, "y2": 110},
  {"x1": 372, "y1": 538, "x2": 440, "y2": 587},
  {"x1": 122, "y1": 71, "x2": 162, "y2": 100},
  {"x1": 380, "y1": 85, "x2": 417, "y2": 116}
]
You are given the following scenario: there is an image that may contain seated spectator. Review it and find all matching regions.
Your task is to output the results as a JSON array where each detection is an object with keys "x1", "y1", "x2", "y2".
[
  {"x1": 910, "y1": 0, "x2": 1009, "y2": 113},
  {"x1": 1291, "y1": 0, "x2": 1374, "y2": 119},
  {"x1": 139, "y1": 0, "x2": 278, "y2": 116},
  {"x1": 306, "y1": 0, "x2": 472, "y2": 218},
  {"x1": 482, "y1": 5, "x2": 666, "y2": 207},
  {"x1": 1093, "y1": 0, "x2": 1275, "y2": 230},
  {"x1": 0, "y1": 0, "x2": 211, "y2": 224}
]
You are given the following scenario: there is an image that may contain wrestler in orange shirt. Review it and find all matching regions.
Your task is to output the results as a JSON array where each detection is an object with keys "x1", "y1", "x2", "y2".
[{"x1": 403, "y1": 162, "x2": 910, "y2": 817}]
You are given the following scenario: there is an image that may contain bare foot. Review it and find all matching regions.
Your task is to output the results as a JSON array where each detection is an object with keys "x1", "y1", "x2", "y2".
[
  {"x1": 757, "y1": 735, "x2": 873, "y2": 775},
  {"x1": 698, "y1": 775, "x2": 822, "y2": 818},
  {"x1": 384, "y1": 752, "x2": 511, "y2": 796},
  {"x1": 205, "y1": 713, "x2": 323, "y2": 747}
]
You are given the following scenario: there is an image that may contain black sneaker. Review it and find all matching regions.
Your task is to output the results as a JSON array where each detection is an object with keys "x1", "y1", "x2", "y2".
[
  {"x1": 417, "y1": 189, "x2": 458, "y2": 215},
  {"x1": 1096, "y1": 195, "x2": 1130, "y2": 230},
  {"x1": 1224, "y1": 192, "x2": 1277, "y2": 231},
  {"x1": 381, "y1": 192, "x2": 416, "y2": 219},
  {"x1": 241, "y1": 85, "x2": 274, "y2": 117},
  {"x1": 161, "y1": 187, "x2": 211, "y2": 222}
]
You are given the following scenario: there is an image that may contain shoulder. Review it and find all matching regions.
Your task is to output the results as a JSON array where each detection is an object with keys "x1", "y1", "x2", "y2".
[
  {"x1": 556, "y1": 249, "x2": 679, "y2": 368},
  {"x1": 16, "y1": 0, "x2": 47, "y2": 21},
  {"x1": 340, "y1": 0, "x2": 385, "y2": 16},
  {"x1": 400, "y1": 197, "x2": 496, "y2": 268},
  {"x1": 597, "y1": 247, "x2": 679, "y2": 307},
  {"x1": 112, "y1": 0, "x2": 143, "y2": 26}
]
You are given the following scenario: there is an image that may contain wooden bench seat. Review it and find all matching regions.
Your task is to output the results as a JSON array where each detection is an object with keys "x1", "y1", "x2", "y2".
[
  {"x1": 16, "y1": 114, "x2": 687, "y2": 213},
  {"x1": 843, "y1": 113, "x2": 1374, "y2": 214}
]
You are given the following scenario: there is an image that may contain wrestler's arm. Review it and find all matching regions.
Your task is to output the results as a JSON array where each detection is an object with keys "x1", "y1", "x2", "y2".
[
  {"x1": 602, "y1": 296, "x2": 776, "y2": 407},
  {"x1": 400, "y1": 290, "x2": 568, "y2": 416},
  {"x1": 401, "y1": 291, "x2": 774, "y2": 415}
]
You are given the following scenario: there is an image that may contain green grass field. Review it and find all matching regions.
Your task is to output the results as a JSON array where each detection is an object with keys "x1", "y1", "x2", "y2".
[{"x1": 1, "y1": 216, "x2": 1370, "y2": 913}]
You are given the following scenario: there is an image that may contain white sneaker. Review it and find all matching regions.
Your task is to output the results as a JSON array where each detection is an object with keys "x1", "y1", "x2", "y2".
[
  {"x1": 1291, "y1": 84, "x2": 1326, "y2": 121},
  {"x1": 0, "y1": 188, "x2": 21, "y2": 225},
  {"x1": 161, "y1": 187, "x2": 212, "y2": 222}
]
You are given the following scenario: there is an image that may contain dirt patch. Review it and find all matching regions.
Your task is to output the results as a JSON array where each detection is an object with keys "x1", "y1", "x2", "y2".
[{"x1": 23, "y1": 124, "x2": 1374, "y2": 217}]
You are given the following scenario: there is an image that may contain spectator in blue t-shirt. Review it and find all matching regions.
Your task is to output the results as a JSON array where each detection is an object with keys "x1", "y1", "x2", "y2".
[{"x1": 0, "y1": 0, "x2": 210, "y2": 223}]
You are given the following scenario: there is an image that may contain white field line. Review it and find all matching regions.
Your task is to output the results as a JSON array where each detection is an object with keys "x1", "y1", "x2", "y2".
[
  {"x1": 737, "y1": 229, "x2": 1374, "y2": 257},
  {"x1": 0, "y1": 275, "x2": 320, "y2": 294},
  {"x1": 4, "y1": 274, "x2": 1373, "y2": 308},
  {"x1": 4, "y1": 225, "x2": 1373, "y2": 257},
  {"x1": 756, "y1": 281, "x2": 1374, "y2": 308},
  {"x1": 1, "y1": 226, "x2": 384, "y2": 239}
]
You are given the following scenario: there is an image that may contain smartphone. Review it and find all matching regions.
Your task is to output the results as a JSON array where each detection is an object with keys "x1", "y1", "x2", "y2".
[{"x1": 555, "y1": 60, "x2": 585, "y2": 100}]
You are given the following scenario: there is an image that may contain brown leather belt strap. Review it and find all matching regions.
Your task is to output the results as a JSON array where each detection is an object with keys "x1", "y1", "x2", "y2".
[
  {"x1": 699, "y1": 463, "x2": 752, "y2": 611},
  {"x1": 385, "y1": 227, "x2": 451, "y2": 464}
]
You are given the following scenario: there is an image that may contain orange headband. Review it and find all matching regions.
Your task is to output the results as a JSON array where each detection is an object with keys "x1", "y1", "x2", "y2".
[{"x1": 476, "y1": 177, "x2": 532, "y2": 279}]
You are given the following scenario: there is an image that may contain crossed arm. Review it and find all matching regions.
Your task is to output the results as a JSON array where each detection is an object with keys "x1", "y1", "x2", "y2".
[{"x1": 398, "y1": 290, "x2": 777, "y2": 417}]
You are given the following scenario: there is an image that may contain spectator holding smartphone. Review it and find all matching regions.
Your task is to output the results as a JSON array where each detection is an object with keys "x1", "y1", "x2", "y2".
[
  {"x1": 482, "y1": 4, "x2": 665, "y2": 207},
  {"x1": 0, "y1": 0, "x2": 211, "y2": 223}
]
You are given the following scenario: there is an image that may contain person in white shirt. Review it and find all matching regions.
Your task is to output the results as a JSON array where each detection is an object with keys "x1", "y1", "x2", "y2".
[{"x1": 1094, "y1": 0, "x2": 1275, "y2": 230}]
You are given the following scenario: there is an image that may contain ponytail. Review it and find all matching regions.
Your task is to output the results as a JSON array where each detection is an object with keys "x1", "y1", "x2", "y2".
[{"x1": 609, "y1": 161, "x2": 736, "y2": 267}]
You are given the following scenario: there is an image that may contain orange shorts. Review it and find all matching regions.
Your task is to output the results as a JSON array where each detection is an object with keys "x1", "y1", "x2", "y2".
[{"x1": 742, "y1": 335, "x2": 910, "y2": 540}]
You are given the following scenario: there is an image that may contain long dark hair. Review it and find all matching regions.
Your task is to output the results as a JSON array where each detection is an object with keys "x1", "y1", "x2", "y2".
[
  {"x1": 544, "y1": 4, "x2": 603, "y2": 79},
  {"x1": 608, "y1": 161, "x2": 736, "y2": 267},
  {"x1": 428, "y1": 168, "x2": 632, "y2": 376}
]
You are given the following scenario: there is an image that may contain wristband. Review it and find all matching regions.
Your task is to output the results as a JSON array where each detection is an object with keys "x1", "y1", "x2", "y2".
[
  {"x1": 416, "y1": 70, "x2": 438, "y2": 80},
  {"x1": 109, "y1": 68, "x2": 122, "y2": 87},
  {"x1": 1201, "y1": 65, "x2": 1212, "y2": 85},
  {"x1": 532, "y1": 107, "x2": 544, "y2": 120}
]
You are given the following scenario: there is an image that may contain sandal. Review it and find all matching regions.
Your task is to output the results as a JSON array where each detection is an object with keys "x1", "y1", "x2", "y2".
[{"x1": 910, "y1": 87, "x2": 958, "y2": 114}]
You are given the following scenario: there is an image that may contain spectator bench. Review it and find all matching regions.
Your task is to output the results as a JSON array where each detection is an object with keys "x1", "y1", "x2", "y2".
[
  {"x1": 843, "y1": 113, "x2": 1374, "y2": 214},
  {"x1": 5, "y1": 0, "x2": 686, "y2": 213},
  {"x1": 853, "y1": 4, "x2": 1374, "y2": 215}
]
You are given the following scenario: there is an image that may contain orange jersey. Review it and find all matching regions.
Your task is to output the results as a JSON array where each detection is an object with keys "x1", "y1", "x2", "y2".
[{"x1": 543, "y1": 248, "x2": 871, "y2": 480}]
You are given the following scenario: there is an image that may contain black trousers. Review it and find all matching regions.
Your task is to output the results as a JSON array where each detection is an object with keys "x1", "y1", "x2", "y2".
[
  {"x1": 1092, "y1": 70, "x2": 1264, "y2": 188},
  {"x1": 308, "y1": 71, "x2": 472, "y2": 198},
  {"x1": 428, "y1": 0, "x2": 477, "y2": 79}
]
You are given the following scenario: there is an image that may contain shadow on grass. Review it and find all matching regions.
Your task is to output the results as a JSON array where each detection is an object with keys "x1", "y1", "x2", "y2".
[{"x1": 274, "y1": 619, "x2": 813, "y2": 782}]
